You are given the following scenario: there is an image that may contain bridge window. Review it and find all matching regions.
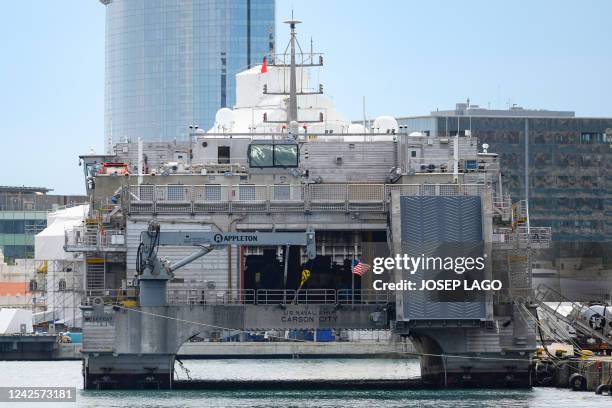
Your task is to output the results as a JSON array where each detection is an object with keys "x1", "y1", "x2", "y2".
[
  {"x1": 274, "y1": 145, "x2": 299, "y2": 167},
  {"x1": 248, "y1": 143, "x2": 299, "y2": 168},
  {"x1": 249, "y1": 145, "x2": 273, "y2": 167}
]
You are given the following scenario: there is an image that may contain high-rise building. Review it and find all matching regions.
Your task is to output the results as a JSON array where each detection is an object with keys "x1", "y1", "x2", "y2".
[
  {"x1": 0, "y1": 186, "x2": 85, "y2": 262},
  {"x1": 101, "y1": 0, "x2": 275, "y2": 146},
  {"x1": 397, "y1": 103, "x2": 612, "y2": 242}
]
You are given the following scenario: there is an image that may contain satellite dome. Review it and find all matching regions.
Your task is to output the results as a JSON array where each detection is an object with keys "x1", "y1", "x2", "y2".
[
  {"x1": 372, "y1": 116, "x2": 398, "y2": 134},
  {"x1": 347, "y1": 123, "x2": 368, "y2": 134},
  {"x1": 215, "y1": 108, "x2": 235, "y2": 131}
]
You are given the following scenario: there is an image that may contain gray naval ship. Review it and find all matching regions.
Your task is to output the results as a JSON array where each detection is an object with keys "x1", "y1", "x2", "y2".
[{"x1": 69, "y1": 20, "x2": 551, "y2": 389}]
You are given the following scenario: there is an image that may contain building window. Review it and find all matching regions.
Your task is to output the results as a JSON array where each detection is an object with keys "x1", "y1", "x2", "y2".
[
  {"x1": 25, "y1": 220, "x2": 47, "y2": 234},
  {"x1": 218, "y1": 146, "x2": 231, "y2": 164},
  {"x1": 58, "y1": 279, "x2": 67, "y2": 291},
  {"x1": 411, "y1": 150, "x2": 417, "y2": 158},
  {"x1": 29, "y1": 279, "x2": 37, "y2": 292},
  {"x1": 580, "y1": 132, "x2": 606, "y2": 144}
]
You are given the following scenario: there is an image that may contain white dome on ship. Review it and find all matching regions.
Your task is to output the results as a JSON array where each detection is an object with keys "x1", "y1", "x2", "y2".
[
  {"x1": 214, "y1": 108, "x2": 235, "y2": 131},
  {"x1": 343, "y1": 123, "x2": 370, "y2": 142},
  {"x1": 347, "y1": 123, "x2": 368, "y2": 133},
  {"x1": 372, "y1": 116, "x2": 398, "y2": 134}
]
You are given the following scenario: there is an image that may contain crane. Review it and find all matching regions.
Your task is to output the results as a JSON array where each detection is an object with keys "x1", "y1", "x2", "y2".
[{"x1": 135, "y1": 221, "x2": 316, "y2": 306}]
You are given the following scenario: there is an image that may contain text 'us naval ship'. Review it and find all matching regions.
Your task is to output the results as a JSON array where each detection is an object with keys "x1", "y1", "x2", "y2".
[{"x1": 70, "y1": 20, "x2": 552, "y2": 389}]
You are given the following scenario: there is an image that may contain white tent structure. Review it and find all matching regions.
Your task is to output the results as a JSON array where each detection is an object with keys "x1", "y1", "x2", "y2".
[
  {"x1": 34, "y1": 205, "x2": 88, "y2": 328},
  {"x1": 0, "y1": 308, "x2": 33, "y2": 334},
  {"x1": 35, "y1": 205, "x2": 88, "y2": 261}
]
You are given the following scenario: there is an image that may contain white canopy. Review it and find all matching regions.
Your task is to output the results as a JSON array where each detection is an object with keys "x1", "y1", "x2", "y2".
[
  {"x1": 0, "y1": 308, "x2": 33, "y2": 334},
  {"x1": 35, "y1": 205, "x2": 88, "y2": 260}
]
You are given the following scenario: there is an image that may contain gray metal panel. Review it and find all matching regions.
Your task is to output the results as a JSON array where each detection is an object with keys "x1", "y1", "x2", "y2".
[
  {"x1": 126, "y1": 220, "x2": 233, "y2": 290},
  {"x1": 301, "y1": 142, "x2": 396, "y2": 182},
  {"x1": 399, "y1": 196, "x2": 485, "y2": 320}
]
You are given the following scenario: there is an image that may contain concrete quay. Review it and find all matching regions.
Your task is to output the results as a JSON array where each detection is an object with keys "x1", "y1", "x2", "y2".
[
  {"x1": 1, "y1": 337, "x2": 416, "y2": 360},
  {"x1": 177, "y1": 340, "x2": 416, "y2": 359}
]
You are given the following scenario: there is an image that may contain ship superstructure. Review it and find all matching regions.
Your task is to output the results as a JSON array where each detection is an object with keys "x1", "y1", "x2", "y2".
[{"x1": 69, "y1": 20, "x2": 551, "y2": 389}]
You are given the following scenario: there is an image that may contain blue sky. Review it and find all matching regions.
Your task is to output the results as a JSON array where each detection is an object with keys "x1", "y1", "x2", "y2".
[{"x1": 1, "y1": 0, "x2": 610, "y2": 195}]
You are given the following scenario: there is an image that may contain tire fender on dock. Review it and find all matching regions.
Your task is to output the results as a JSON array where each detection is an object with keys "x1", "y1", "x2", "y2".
[{"x1": 568, "y1": 373, "x2": 587, "y2": 391}]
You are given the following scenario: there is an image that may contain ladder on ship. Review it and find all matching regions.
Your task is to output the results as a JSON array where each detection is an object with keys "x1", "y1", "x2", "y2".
[
  {"x1": 86, "y1": 258, "x2": 105, "y2": 293},
  {"x1": 506, "y1": 199, "x2": 532, "y2": 296},
  {"x1": 534, "y1": 283, "x2": 612, "y2": 347}
]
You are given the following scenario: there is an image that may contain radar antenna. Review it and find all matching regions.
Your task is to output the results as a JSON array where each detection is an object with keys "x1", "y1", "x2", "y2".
[{"x1": 262, "y1": 18, "x2": 325, "y2": 129}]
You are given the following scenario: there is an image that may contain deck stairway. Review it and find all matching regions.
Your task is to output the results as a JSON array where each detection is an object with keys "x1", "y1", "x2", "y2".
[{"x1": 534, "y1": 284, "x2": 612, "y2": 347}]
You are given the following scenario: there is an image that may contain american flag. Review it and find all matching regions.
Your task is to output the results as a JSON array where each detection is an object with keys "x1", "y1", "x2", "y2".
[{"x1": 352, "y1": 258, "x2": 370, "y2": 277}]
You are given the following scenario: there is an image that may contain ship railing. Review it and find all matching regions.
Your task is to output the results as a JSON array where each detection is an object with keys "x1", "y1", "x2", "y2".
[
  {"x1": 291, "y1": 289, "x2": 337, "y2": 305},
  {"x1": 337, "y1": 289, "x2": 394, "y2": 305},
  {"x1": 167, "y1": 289, "x2": 256, "y2": 305},
  {"x1": 64, "y1": 226, "x2": 126, "y2": 252},
  {"x1": 518, "y1": 226, "x2": 552, "y2": 247},
  {"x1": 127, "y1": 183, "x2": 490, "y2": 214},
  {"x1": 82, "y1": 288, "x2": 393, "y2": 306},
  {"x1": 164, "y1": 289, "x2": 390, "y2": 305},
  {"x1": 405, "y1": 157, "x2": 499, "y2": 175},
  {"x1": 512, "y1": 200, "x2": 529, "y2": 225},
  {"x1": 385, "y1": 183, "x2": 486, "y2": 197},
  {"x1": 493, "y1": 226, "x2": 552, "y2": 248},
  {"x1": 493, "y1": 194, "x2": 512, "y2": 215},
  {"x1": 82, "y1": 289, "x2": 138, "y2": 306}
]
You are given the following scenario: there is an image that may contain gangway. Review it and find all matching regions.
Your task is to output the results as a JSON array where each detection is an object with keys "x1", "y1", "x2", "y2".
[{"x1": 534, "y1": 284, "x2": 612, "y2": 347}]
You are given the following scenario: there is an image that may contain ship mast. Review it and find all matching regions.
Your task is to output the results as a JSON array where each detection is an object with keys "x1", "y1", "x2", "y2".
[
  {"x1": 285, "y1": 19, "x2": 300, "y2": 126},
  {"x1": 262, "y1": 18, "x2": 324, "y2": 132}
]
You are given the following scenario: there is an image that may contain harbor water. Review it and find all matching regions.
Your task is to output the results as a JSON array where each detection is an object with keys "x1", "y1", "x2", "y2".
[{"x1": 2, "y1": 359, "x2": 611, "y2": 407}]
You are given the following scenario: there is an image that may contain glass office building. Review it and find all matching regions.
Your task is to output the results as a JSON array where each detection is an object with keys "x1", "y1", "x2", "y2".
[
  {"x1": 101, "y1": 0, "x2": 275, "y2": 145},
  {"x1": 0, "y1": 187, "x2": 85, "y2": 262},
  {"x1": 397, "y1": 104, "x2": 612, "y2": 242}
]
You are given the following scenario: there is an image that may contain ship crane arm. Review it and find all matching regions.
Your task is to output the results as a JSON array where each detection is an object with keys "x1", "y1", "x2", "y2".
[{"x1": 136, "y1": 221, "x2": 316, "y2": 278}]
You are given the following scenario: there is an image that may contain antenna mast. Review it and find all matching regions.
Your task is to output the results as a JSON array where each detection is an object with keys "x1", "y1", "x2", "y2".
[
  {"x1": 262, "y1": 18, "x2": 324, "y2": 129},
  {"x1": 285, "y1": 19, "x2": 301, "y2": 125}
]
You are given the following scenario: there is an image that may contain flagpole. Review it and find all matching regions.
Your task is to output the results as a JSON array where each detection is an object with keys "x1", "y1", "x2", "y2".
[
  {"x1": 351, "y1": 266, "x2": 355, "y2": 305},
  {"x1": 352, "y1": 238, "x2": 358, "y2": 305}
]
